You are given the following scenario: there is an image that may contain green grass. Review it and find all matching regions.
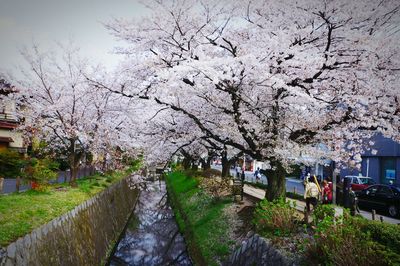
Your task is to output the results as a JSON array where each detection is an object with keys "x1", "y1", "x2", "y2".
[
  {"x1": 166, "y1": 171, "x2": 234, "y2": 266},
  {"x1": 0, "y1": 163, "x2": 141, "y2": 247}
]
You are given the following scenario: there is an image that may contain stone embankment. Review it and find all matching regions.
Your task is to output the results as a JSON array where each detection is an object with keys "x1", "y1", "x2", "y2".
[
  {"x1": 0, "y1": 177, "x2": 139, "y2": 266},
  {"x1": 227, "y1": 234, "x2": 296, "y2": 266}
]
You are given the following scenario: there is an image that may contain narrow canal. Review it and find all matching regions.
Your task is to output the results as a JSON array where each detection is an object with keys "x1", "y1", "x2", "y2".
[{"x1": 109, "y1": 179, "x2": 192, "y2": 266}]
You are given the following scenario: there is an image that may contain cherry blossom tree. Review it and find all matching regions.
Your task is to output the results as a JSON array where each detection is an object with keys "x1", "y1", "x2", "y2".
[
  {"x1": 105, "y1": 0, "x2": 400, "y2": 200},
  {"x1": 15, "y1": 44, "x2": 133, "y2": 185}
]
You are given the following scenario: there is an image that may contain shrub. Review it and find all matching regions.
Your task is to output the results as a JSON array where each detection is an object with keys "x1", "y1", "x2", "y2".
[
  {"x1": 201, "y1": 168, "x2": 222, "y2": 178},
  {"x1": 33, "y1": 184, "x2": 51, "y2": 193},
  {"x1": 356, "y1": 217, "x2": 400, "y2": 254},
  {"x1": 183, "y1": 169, "x2": 200, "y2": 178},
  {"x1": 0, "y1": 149, "x2": 25, "y2": 178},
  {"x1": 199, "y1": 176, "x2": 231, "y2": 201},
  {"x1": 306, "y1": 214, "x2": 400, "y2": 266},
  {"x1": 312, "y1": 204, "x2": 335, "y2": 226},
  {"x1": 24, "y1": 158, "x2": 59, "y2": 185},
  {"x1": 253, "y1": 198, "x2": 298, "y2": 237}
]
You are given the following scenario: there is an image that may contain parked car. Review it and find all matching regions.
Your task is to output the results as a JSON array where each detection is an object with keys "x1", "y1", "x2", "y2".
[
  {"x1": 356, "y1": 184, "x2": 400, "y2": 217},
  {"x1": 344, "y1": 175, "x2": 376, "y2": 191}
]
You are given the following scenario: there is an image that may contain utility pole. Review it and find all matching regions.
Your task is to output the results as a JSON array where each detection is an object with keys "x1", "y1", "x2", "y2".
[{"x1": 332, "y1": 161, "x2": 337, "y2": 205}]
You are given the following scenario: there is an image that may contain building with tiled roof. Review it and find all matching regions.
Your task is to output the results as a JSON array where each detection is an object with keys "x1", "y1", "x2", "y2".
[{"x1": 0, "y1": 79, "x2": 25, "y2": 153}]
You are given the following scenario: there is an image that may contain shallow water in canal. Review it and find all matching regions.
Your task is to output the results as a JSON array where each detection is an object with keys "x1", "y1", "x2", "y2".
[{"x1": 109, "y1": 180, "x2": 192, "y2": 266}]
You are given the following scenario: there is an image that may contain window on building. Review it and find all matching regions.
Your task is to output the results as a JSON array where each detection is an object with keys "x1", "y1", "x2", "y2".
[{"x1": 380, "y1": 158, "x2": 396, "y2": 184}]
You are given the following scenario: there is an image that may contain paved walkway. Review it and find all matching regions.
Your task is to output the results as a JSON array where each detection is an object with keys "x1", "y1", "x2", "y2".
[{"x1": 243, "y1": 184, "x2": 400, "y2": 225}]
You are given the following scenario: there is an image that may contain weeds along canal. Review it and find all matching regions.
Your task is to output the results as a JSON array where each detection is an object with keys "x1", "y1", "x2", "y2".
[{"x1": 108, "y1": 179, "x2": 192, "y2": 266}]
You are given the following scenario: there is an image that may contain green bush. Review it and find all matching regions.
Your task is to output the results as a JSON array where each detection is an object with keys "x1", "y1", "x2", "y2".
[
  {"x1": 312, "y1": 204, "x2": 335, "y2": 226},
  {"x1": 183, "y1": 169, "x2": 200, "y2": 178},
  {"x1": 356, "y1": 217, "x2": 400, "y2": 254},
  {"x1": 24, "y1": 158, "x2": 59, "y2": 184},
  {"x1": 0, "y1": 149, "x2": 25, "y2": 178},
  {"x1": 306, "y1": 214, "x2": 400, "y2": 265},
  {"x1": 253, "y1": 198, "x2": 298, "y2": 237}
]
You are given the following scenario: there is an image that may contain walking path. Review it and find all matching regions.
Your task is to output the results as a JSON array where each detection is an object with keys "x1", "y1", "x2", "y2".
[{"x1": 243, "y1": 184, "x2": 400, "y2": 225}]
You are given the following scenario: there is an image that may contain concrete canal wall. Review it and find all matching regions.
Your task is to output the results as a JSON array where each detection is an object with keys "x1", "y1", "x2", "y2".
[{"x1": 0, "y1": 177, "x2": 139, "y2": 266}]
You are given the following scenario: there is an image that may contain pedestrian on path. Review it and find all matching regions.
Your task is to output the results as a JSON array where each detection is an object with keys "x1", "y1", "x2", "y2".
[
  {"x1": 235, "y1": 165, "x2": 241, "y2": 179},
  {"x1": 349, "y1": 187, "x2": 360, "y2": 216},
  {"x1": 322, "y1": 180, "x2": 333, "y2": 204},
  {"x1": 254, "y1": 167, "x2": 261, "y2": 182},
  {"x1": 303, "y1": 173, "x2": 311, "y2": 188},
  {"x1": 304, "y1": 177, "x2": 320, "y2": 213}
]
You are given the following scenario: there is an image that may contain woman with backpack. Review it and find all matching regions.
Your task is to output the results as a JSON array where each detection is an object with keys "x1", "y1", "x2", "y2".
[{"x1": 304, "y1": 177, "x2": 320, "y2": 213}]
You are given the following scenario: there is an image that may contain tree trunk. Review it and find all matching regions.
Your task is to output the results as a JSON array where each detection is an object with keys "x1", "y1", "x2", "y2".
[
  {"x1": 182, "y1": 157, "x2": 191, "y2": 170},
  {"x1": 102, "y1": 155, "x2": 107, "y2": 172},
  {"x1": 69, "y1": 164, "x2": 79, "y2": 187},
  {"x1": 0, "y1": 177, "x2": 3, "y2": 193},
  {"x1": 191, "y1": 162, "x2": 198, "y2": 170},
  {"x1": 265, "y1": 160, "x2": 287, "y2": 201},
  {"x1": 16, "y1": 176, "x2": 21, "y2": 192},
  {"x1": 221, "y1": 152, "x2": 231, "y2": 178},
  {"x1": 69, "y1": 139, "x2": 75, "y2": 186},
  {"x1": 202, "y1": 157, "x2": 212, "y2": 170}
]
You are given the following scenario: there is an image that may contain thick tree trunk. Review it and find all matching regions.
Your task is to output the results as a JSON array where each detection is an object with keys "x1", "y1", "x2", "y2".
[
  {"x1": 221, "y1": 152, "x2": 231, "y2": 178},
  {"x1": 68, "y1": 139, "x2": 80, "y2": 187},
  {"x1": 191, "y1": 162, "x2": 198, "y2": 170},
  {"x1": 69, "y1": 163, "x2": 79, "y2": 187},
  {"x1": 182, "y1": 157, "x2": 191, "y2": 170},
  {"x1": 16, "y1": 176, "x2": 20, "y2": 192},
  {"x1": 202, "y1": 157, "x2": 212, "y2": 170},
  {"x1": 102, "y1": 155, "x2": 107, "y2": 172},
  {"x1": 264, "y1": 161, "x2": 287, "y2": 201}
]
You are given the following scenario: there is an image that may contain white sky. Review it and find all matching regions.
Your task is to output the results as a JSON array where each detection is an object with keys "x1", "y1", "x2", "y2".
[{"x1": 0, "y1": 0, "x2": 149, "y2": 77}]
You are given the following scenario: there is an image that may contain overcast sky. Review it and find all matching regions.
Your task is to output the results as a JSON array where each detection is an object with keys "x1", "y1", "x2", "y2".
[{"x1": 0, "y1": 0, "x2": 148, "y2": 77}]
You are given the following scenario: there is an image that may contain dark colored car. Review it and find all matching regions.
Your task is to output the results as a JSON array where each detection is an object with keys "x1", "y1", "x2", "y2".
[{"x1": 356, "y1": 184, "x2": 400, "y2": 217}]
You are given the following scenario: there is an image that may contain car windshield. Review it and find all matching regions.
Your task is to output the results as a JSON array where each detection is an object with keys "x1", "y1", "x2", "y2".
[{"x1": 359, "y1": 178, "x2": 374, "y2": 185}]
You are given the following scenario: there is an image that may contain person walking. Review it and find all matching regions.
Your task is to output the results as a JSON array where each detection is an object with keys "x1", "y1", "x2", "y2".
[
  {"x1": 322, "y1": 180, "x2": 333, "y2": 204},
  {"x1": 235, "y1": 165, "x2": 241, "y2": 179},
  {"x1": 304, "y1": 177, "x2": 320, "y2": 213},
  {"x1": 349, "y1": 187, "x2": 360, "y2": 216},
  {"x1": 254, "y1": 167, "x2": 261, "y2": 182}
]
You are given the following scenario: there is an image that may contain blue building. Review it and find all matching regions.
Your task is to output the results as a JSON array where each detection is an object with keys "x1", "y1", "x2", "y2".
[{"x1": 340, "y1": 134, "x2": 400, "y2": 184}]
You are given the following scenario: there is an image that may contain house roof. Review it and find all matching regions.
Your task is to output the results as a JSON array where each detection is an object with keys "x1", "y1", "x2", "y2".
[
  {"x1": 0, "y1": 136, "x2": 13, "y2": 143},
  {"x1": 0, "y1": 121, "x2": 18, "y2": 129}
]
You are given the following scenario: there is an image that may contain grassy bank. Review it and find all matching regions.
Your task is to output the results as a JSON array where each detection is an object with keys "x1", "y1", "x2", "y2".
[
  {"x1": 166, "y1": 171, "x2": 237, "y2": 266},
  {"x1": 0, "y1": 163, "x2": 140, "y2": 247}
]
